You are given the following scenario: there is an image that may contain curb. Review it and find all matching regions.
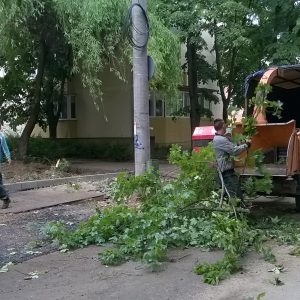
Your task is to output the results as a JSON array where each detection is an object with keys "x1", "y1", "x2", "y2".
[{"x1": 4, "y1": 172, "x2": 120, "y2": 193}]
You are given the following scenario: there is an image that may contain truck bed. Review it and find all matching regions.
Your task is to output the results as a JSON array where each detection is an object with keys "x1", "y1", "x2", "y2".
[
  {"x1": 237, "y1": 163, "x2": 287, "y2": 177},
  {"x1": 237, "y1": 164, "x2": 297, "y2": 196}
]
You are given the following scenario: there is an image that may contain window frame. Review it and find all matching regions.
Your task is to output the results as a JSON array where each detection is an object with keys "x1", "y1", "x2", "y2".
[{"x1": 59, "y1": 94, "x2": 77, "y2": 120}]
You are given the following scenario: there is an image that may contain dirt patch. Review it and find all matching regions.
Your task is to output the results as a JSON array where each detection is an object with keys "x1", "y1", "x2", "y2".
[{"x1": 0, "y1": 196, "x2": 113, "y2": 267}]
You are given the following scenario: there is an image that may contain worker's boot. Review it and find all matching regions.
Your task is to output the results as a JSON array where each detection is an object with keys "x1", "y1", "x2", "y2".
[{"x1": 2, "y1": 197, "x2": 10, "y2": 209}]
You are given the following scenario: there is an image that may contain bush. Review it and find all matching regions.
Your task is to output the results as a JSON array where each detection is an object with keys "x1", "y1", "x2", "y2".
[{"x1": 7, "y1": 136, "x2": 133, "y2": 161}]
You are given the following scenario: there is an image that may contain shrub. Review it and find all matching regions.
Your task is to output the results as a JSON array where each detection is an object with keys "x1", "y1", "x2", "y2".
[{"x1": 7, "y1": 137, "x2": 133, "y2": 161}]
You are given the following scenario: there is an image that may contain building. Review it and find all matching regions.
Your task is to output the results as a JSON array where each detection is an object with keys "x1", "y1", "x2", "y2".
[{"x1": 34, "y1": 32, "x2": 222, "y2": 153}]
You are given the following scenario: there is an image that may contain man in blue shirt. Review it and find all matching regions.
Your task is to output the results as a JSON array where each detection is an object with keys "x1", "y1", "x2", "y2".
[{"x1": 0, "y1": 127, "x2": 11, "y2": 209}]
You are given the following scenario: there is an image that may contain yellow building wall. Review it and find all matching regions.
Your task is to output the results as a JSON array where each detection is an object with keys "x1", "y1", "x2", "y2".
[
  {"x1": 49, "y1": 36, "x2": 222, "y2": 147},
  {"x1": 32, "y1": 121, "x2": 77, "y2": 138},
  {"x1": 67, "y1": 65, "x2": 133, "y2": 139},
  {"x1": 150, "y1": 117, "x2": 213, "y2": 149},
  {"x1": 32, "y1": 126, "x2": 48, "y2": 137},
  {"x1": 57, "y1": 121, "x2": 77, "y2": 138}
]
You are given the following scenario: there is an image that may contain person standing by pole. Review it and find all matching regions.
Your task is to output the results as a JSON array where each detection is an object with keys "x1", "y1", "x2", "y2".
[
  {"x1": 0, "y1": 124, "x2": 11, "y2": 209},
  {"x1": 212, "y1": 119, "x2": 251, "y2": 201}
]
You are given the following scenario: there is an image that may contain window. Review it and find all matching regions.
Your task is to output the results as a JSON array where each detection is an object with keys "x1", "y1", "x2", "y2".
[
  {"x1": 148, "y1": 91, "x2": 214, "y2": 118},
  {"x1": 149, "y1": 92, "x2": 155, "y2": 116},
  {"x1": 149, "y1": 92, "x2": 165, "y2": 117},
  {"x1": 60, "y1": 95, "x2": 76, "y2": 120},
  {"x1": 183, "y1": 92, "x2": 190, "y2": 108},
  {"x1": 201, "y1": 98, "x2": 211, "y2": 110},
  {"x1": 155, "y1": 98, "x2": 164, "y2": 116},
  {"x1": 70, "y1": 95, "x2": 76, "y2": 118},
  {"x1": 148, "y1": 88, "x2": 216, "y2": 118}
]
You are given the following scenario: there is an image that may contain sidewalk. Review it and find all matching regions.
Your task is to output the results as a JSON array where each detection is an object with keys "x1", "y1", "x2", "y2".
[
  {"x1": 69, "y1": 159, "x2": 179, "y2": 177},
  {"x1": 0, "y1": 185, "x2": 103, "y2": 214},
  {"x1": 2, "y1": 161, "x2": 300, "y2": 299},
  {"x1": 1, "y1": 244, "x2": 300, "y2": 300},
  {"x1": 0, "y1": 160, "x2": 178, "y2": 214}
]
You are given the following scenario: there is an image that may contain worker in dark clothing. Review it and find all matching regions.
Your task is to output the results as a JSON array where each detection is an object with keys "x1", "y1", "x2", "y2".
[
  {"x1": 212, "y1": 119, "x2": 251, "y2": 200},
  {"x1": 0, "y1": 124, "x2": 11, "y2": 209}
]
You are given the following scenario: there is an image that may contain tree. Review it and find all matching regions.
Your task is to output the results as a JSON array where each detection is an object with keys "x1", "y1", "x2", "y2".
[
  {"x1": 153, "y1": 0, "x2": 300, "y2": 123},
  {"x1": 0, "y1": 0, "x2": 182, "y2": 158},
  {"x1": 40, "y1": 39, "x2": 72, "y2": 139},
  {"x1": 0, "y1": 0, "x2": 71, "y2": 156},
  {"x1": 150, "y1": 0, "x2": 217, "y2": 133},
  {"x1": 253, "y1": 0, "x2": 300, "y2": 66},
  {"x1": 0, "y1": 0, "x2": 131, "y2": 157},
  {"x1": 204, "y1": 0, "x2": 300, "y2": 119}
]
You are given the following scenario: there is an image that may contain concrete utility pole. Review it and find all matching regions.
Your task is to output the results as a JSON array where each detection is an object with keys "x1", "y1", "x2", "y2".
[{"x1": 132, "y1": 0, "x2": 150, "y2": 176}]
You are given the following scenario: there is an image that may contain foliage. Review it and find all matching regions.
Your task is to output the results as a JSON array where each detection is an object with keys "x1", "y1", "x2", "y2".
[
  {"x1": 242, "y1": 117, "x2": 257, "y2": 140},
  {"x1": 250, "y1": 84, "x2": 283, "y2": 120},
  {"x1": 56, "y1": 158, "x2": 71, "y2": 172},
  {"x1": 228, "y1": 83, "x2": 282, "y2": 198},
  {"x1": 0, "y1": 0, "x2": 182, "y2": 157},
  {"x1": 46, "y1": 144, "x2": 300, "y2": 285},
  {"x1": 147, "y1": 12, "x2": 182, "y2": 100},
  {"x1": 99, "y1": 248, "x2": 126, "y2": 266},
  {"x1": 7, "y1": 136, "x2": 133, "y2": 161},
  {"x1": 194, "y1": 254, "x2": 240, "y2": 285},
  {"x1": 151, "y1": 0, "x2": 219, "y2": 129},
  {"x1": 47, "y1": 146, "x2": 220, "y2": 266},
  {"x1": 250, "y1": 216, "x2": 300, "y2": 246},
  {"x1": 209, "y1": 0, "x2": 300, "y2": 113},
  {"x1": 242, "y1": 173, "x2": 273, "y2": 198},
  {"x1": 53, "y1": 0, "x2": 130, "y2": 99},
  {"x1": 194, "y1": 214, "x2": 249, "y2": 284},
  {"x1": 152, "y1": 0, "x2": 300, "y2": 119},
  {"x1": 0, "y1": 0, "x2": 40, "y2": 128}
]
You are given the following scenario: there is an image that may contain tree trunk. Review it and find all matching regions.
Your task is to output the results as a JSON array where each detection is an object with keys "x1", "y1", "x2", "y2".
[
  {"x1": 48, "y1": 78, "x2": 65, "y2": 139},
  {"x1": 187, "y1": 40, "x2": 200, "y2": 134},
  {"x1": 19, "y1": 39, "x2": 47, "y2": 159},
  {"x1": 214, "y1": 25, "x2": 230, "y2": 122},
  {"x1": 222, "y1": 98, "x2": 230, "y2": 121}
]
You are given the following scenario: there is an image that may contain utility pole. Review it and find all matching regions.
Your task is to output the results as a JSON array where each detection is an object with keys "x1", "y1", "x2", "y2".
[{"x1": 132, "y1": 0, "x2": 150, "y2": 176}]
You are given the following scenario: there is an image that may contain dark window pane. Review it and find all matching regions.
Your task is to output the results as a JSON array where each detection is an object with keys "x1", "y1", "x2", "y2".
[
  {"x1": 156, "y1": 99, "x2": 163, "y2": 116},
  {"x1": 149, "y1": 93, "x2": 155, "y2": 116},
  {"x1": 71, "y1": 95, "x2": 76, "y2": 118},
  {"x1": 60, "y1": 96, "x2": 68, "y2": 119}
]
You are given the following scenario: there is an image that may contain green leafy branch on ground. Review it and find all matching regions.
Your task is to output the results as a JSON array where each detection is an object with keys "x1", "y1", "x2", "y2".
[{"x1": 46, "y1": 144, "x2": 300, "y2": 285}]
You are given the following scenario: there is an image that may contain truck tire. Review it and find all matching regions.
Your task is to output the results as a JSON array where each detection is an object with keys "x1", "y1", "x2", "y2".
[{"x1": 296, "y1": 195, "x2": 300, "y2": 212}]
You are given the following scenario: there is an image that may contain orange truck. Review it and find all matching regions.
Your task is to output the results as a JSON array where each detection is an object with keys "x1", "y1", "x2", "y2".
[
  {"x1": 192, "y1": 64, "x2": 300, "y2": 210},
  {"x1": 241, "y1": 64, "x2": 300, "y2": 210}
]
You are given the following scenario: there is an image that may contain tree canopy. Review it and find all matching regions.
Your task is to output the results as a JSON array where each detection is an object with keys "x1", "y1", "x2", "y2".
[
  {"x1": 0, "y1": 0, "x2": 299, "y2": 156},
  {"x1": 153, "y1": 0, "x2": 300, "y2": 121},
  {"x1": 0, "y1": 0, "x2": 181, "y2": 157}
]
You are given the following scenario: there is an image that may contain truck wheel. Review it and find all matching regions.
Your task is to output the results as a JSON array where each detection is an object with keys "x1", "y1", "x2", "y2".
[{"x1": 295, "y1": 195, "x2": 300, "y2": 212}]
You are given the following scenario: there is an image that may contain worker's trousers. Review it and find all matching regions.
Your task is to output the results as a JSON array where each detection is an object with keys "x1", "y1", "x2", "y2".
[
  {"x1": 221, "y1": 169, "x2": 243, "y2": 200},
  {"x1": 0, "y1": 173, "x2": 9, "y2": 200}
]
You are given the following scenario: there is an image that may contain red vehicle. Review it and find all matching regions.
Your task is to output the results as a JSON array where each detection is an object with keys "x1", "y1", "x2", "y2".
[{"x1": 192, "y1": 126, "x2": 215, "y2": 152}]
